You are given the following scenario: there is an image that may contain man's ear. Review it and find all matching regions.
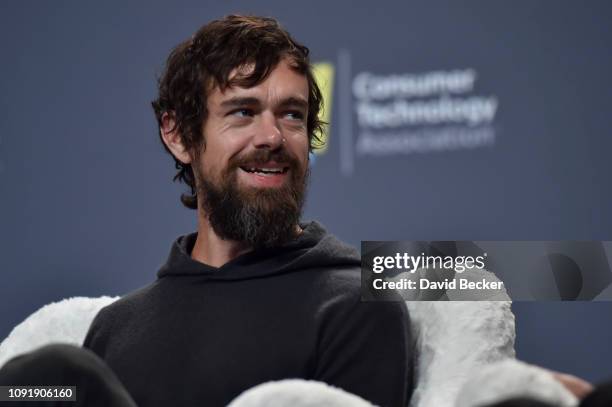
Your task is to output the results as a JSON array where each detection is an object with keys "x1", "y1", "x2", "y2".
[{"x1": 160, "y1": 112, "x2": 192, "y2": 164}]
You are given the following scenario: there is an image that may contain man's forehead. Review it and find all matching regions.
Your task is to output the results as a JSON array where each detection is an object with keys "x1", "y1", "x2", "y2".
[
  {"x1": 213, "y1": 87, "x2": 309, "y2": 106},
  {"x1": 227, "y1": 62, "x2": 257, "y2": 82},
  {"x1": 226, "y1": 57, "x2": 300, "y2": 82},
  {"x1": 208, "y1": 59, "x2": 309, "y2": 106}
]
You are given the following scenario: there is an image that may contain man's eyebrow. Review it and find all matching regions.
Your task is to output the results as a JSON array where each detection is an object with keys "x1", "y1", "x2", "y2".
[
  {"x1": 219, "y1": 97, "x2": 261, "y2": 108},
  {"x1": 219, "y1": 96, "x2": 308, "y2": 110},
  {"x1": 277, "y1": 97, "x2": 309, "y2": 111}
]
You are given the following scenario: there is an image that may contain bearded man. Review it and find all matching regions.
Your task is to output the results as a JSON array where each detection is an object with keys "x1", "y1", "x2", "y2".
[{"x1": 81, "y1": 15, "x2": 412, "y2": 407}]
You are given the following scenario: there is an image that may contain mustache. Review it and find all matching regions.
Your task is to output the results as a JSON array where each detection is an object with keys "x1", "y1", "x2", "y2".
[{"x1": 229, "y1": 148, "x2": 302, "y2": 169}]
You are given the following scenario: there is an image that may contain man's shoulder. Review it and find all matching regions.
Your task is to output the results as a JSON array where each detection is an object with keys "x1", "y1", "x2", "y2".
[
  {"x1": 83, "y1": 282, "x2": 163, "y2": 347},
  {"x1": 294, "y1": 264, "x2": 361, "y2": 297},
  {"x1": 316, "y1": 266, "x2": 407, "y2": 311},
  {"x1": 303, "y1": 266, "x2": 406, "y2": 318},
  {"x1": 93, "y1": 282, "x2": 159, "y2": 322}
]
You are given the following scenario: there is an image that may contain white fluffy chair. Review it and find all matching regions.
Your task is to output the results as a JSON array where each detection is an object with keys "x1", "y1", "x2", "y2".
[{"x1": 0, "y1": 297, "x2": 577, "y2": 407}]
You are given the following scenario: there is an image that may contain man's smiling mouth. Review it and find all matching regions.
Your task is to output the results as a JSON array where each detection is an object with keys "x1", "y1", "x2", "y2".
[{"x1": 239, "y1": 165, "x2": 290, "y2": 175}]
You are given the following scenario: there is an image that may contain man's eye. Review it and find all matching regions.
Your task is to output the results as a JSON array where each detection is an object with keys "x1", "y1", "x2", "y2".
[
  {"x1": 284, "y1": 111, "x2": 305, "y2": 120},
  {"x1": 230, "y1": 109, "x2": 254, "y2": 118}
]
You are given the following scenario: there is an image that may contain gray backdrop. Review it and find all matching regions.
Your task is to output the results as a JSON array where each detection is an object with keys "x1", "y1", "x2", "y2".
[{"x1": 1, "y1": 1, "x2": 611, "y2": 383}]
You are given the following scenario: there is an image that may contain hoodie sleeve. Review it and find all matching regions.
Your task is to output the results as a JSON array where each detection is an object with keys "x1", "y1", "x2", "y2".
[
  {"x1": 82, "y1": 305, "x2": 116, "y2": 359},
  {"x1": 313, "y1": 279, "x2": 413, "y2": 407}
]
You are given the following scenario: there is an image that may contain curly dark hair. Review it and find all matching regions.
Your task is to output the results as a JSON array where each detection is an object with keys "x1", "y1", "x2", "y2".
[{"x1": 152, "y1": 15, "x2": 325, "y2": 210}]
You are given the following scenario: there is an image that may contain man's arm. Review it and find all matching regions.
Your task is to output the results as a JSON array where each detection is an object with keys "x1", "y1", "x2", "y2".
[
  {"x1": 313, "y1": 289, "x2": 413, "y2": 407},
  {"x1": 82, "y1": 306, "x2": 115, "y2": 357}
]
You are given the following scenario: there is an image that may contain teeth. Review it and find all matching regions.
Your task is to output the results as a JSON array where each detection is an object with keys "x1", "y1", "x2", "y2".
[{"x1": 244, "y1": 167, "x2": 285, "y2": 174}]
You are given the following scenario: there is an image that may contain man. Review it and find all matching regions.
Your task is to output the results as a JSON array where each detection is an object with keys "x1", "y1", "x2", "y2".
[
  {"x1": 82, "y1": 15, "x2": 412, "y2": 407},
  {"x1": 0, "y1": 14, "x2": 599, "y2": 407}
]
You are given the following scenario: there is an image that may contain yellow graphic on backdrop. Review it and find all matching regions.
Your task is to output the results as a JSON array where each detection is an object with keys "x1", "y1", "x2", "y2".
[{"x1": 312, "y1": 62, "x2": 334, "y2": 154}]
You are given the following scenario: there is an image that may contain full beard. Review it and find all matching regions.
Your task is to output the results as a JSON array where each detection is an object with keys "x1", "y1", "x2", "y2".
[{"x1": 195, "y1": 151, "x2": 309, "y2": 249}]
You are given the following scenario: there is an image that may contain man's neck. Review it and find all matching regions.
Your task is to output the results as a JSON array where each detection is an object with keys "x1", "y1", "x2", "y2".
[
  {"x1": 189, "y1": 212, "x2": 248, "y2": 267},
  {"x1": 190, "y1": 212, "x2": 303, "y2": 268}
]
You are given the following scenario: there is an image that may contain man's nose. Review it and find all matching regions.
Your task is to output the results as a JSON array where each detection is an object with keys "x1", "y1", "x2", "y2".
[{"x1": 252, "y1": 111, "x2": 283, "y2": 150}]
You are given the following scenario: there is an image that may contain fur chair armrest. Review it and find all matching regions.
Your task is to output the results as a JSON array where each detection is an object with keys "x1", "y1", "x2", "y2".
[
  {"x1": 456, "y1": 359, "x2": 578, "y2": 407},
  {"x1": 228, "y1": 379, "x2": 375, "y2": 407},
  {"x1": 406, "y1": 301, "x2": 516, "y2": 407},
  {"x1": 0, "y1": 296, "x2": 119, "y2": 368}
]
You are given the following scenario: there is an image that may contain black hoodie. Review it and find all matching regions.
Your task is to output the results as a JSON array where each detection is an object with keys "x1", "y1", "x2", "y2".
[{"x1": 83, "y1": 221, "x2": 412, "y2": 407}]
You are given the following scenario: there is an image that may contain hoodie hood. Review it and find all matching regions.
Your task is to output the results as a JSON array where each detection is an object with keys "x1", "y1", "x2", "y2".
[{"x1": 157, "y1": 221, "x2": 360, "y2": 281}]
